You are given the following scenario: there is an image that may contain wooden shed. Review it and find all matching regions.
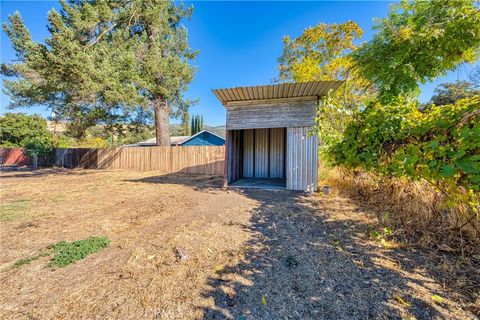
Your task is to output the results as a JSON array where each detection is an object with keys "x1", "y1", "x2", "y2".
[{"x1": 213, "y1": 80, "x2": 343, "y2": 192}]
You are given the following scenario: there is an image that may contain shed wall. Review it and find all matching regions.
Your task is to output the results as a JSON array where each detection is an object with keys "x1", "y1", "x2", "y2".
[
  {"x1": 254, "y1": 128, "x2": 269, "y2": 178},
  {"x1": 241, "y1": 128, "x2": 286, "y2": 179},
  {"x1": 226, "y1": 99, "x2": 316, "y2": 130},
  {"x1": 286, "y1": 126, "x2": 318, "y2": 192},
  {"x1": 242, "y1": 130, "x2": 254, "y2": 178},
  {"x1": 269, "y1": 128, "x2": 285, "y2": 178}
]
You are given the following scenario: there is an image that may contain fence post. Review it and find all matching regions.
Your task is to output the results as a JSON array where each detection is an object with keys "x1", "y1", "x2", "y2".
[{"x1": 32, "y1": 153, "x2": 38, "y2": 169}]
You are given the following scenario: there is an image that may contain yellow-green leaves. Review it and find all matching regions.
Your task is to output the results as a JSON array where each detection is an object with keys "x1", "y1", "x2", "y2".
[
  {"x1": 431, "y1": 294, "x2": 445, "y2": 304},
  {"x1": 278, "y1": 21, "x2": 374, "y2": 109}
]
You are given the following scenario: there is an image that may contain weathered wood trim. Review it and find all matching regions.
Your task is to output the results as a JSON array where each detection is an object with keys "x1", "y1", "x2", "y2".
[
  {"x1": 225, "y1": 96, "x2": 317, "y2": 108},
  {"x1": 226, "y1": 99, "x2": 316, "y2": 130}
]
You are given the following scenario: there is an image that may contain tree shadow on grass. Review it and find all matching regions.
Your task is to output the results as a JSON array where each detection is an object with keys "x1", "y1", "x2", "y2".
[
  {"x1": 125, "y1": 173, "x2": 225, "y2": 193},
  {"x1": 0, "y1": 167, "x2": 97, "y2": 179},
  {"x1": 122, "y1": 173, "x2": 476, "y2": 318},
  {"x1": 198, "y1": 189, "x2": 474, "y2": 319}
]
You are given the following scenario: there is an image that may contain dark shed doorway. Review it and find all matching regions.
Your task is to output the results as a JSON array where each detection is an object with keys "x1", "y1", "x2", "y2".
[{"x1": 227, "y1": 127, "x2": 286, "y2": 189}]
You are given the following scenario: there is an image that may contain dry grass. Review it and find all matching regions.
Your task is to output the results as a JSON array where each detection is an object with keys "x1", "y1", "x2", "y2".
[
  {"x1": 324, "y1": 167, "x2": 480, "y2": 313},
  {"x1": 0, "y1": 169, "x2": 478, "y2": 319},
  {"x1": 324, "y1": 168, "x2": 479, "y2": 250}
]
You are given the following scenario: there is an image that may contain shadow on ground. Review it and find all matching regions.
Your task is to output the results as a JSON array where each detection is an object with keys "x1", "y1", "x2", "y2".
[
  {"x1": 129, "y1": 173, "x2": 477, "y2": 319},
  {"x1": 199, "y1": 190, "x2": 454, "y2": 319},
  {"x1": 0, "y1": 167, "x2": 95, "y2": 179},
  {"x1": 126, "y1": 173, "x2": 224, "y2": 193}
]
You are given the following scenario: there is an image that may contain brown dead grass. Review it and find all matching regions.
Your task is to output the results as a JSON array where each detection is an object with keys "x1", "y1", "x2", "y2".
[
  {"x1": 325, "y1": 168, "x2": 480, "y2": 312},
  {"x1": 0, "y1": 169, "x2": 478, "y2": 319}
]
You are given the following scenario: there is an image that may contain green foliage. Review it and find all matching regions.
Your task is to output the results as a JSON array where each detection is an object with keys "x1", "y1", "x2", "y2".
[
  {"x1": 179, "y1": 110, "x2": 190, "y2": 136},
  {"x1": 12, "y1": 236, "x2": 110, "y2": 269},
  {"x1": 190, "y1": 114, "x2": 204, "y2": 135},
  {"x1": 13, "y1": 251, "x2": 49, "y2": 268},
  {"x1": 370, "y1": 227, "x2": 393, "y2": 240},
  {"x1": 0, "y1": 113, "x2": 52, "y2": 147},
  {"x1": 0, "y1": 113, "x2": 53, "y2": 157},
  {"x1": 120, "y1": 126, "x2": 154, "y2": 145},
  {"x1": 429, "y1": 81, "x2": 480, "y2": 106},
  {"x1": 278, "y1": 21, "x2": 375, "y2": 108},
  {"x1": 2, "y1": 0, "x2": 197, "y2": 141},
  {"x1": 328, "y1": 97, "x2": 480, "y2": 207},
  {"x1": 47, "y1": 236, "x2": 110, "y2": 268},
  {"x1": 353, "y1": 0, "x2": 480, "y2": 100},
  {"x1": 313, "y1": 91, "x2": 358, "y2": 158}
]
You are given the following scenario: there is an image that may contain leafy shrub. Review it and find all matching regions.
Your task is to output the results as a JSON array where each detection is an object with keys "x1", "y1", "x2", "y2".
[
  {"x1": 328, "y1": 97, "x2": 479, "y2": 213},
  {"x1": 0, "y1": 113, "x2": 52, "y2": 148},
  {"x1": 0, "y1": 113, "x2": 54, "y2": 163}
]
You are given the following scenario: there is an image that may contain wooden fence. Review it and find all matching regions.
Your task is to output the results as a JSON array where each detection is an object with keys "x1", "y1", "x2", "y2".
[
  {"x1": 55, "y1": 146, "x2": 225, "y2": 175},
  {"x1": 0, "y1": 148, "x2": 32, "y2": 166}
]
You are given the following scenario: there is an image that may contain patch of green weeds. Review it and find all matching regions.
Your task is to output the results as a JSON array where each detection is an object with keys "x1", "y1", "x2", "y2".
[
  {"x1": 13, "y1": 251, "x2": 50, "y2": 268},
  {"x1": 12, "y1": 236, "x2": 110, "y2": 269},
  {"x1": 370, "y1": 227, "x2": 394, "y2": 248},
  {"x1": 47, "y1": 236, "x2": 110, "y2": 268},
  {"x1": 0, "y1": 199, "x2": 30, "y2": 222}
]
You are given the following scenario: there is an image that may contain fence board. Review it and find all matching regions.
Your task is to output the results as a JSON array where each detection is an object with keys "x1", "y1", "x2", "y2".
[
  {"x1": 0, "y1": 148, "x2": 32, "y2": 166},
  {"x1": 54, "y1": 146, "x2": 225, "y2": 175}
]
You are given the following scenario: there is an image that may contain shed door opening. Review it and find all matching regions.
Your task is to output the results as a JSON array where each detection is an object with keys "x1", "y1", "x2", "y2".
[{"x1": 227, "y1": 128, "x2": 286, "y2": 189}]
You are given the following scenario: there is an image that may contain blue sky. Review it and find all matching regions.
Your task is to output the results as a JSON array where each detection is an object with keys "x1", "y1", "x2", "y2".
[{"x1": 1, "y1": 1, "x2": 477, "y2": 126}]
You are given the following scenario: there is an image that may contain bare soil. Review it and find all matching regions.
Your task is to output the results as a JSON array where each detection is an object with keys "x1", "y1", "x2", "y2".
[{"x1": 0, "y1": 169, "x2": 478, "y2": 319}]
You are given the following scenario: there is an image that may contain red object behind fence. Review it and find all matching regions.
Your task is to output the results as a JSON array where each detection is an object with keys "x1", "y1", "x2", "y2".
[{"x1": 0, "y1": 148, "x2": 32, "y2": 166}]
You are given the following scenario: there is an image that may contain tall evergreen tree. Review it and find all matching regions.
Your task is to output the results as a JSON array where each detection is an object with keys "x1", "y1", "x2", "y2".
[
  {"x1": 191, "y1": 115, "x2": 197, "y2": 135},
  {"x1": 179, "y1": 110, "x2": 190, "y2": 136},
  {"x1": 190, "y1": 114, "x2": 203, "y2": 135},
  {"x1": 2, "y1": 0, "x2": 197, "y2": 145}
]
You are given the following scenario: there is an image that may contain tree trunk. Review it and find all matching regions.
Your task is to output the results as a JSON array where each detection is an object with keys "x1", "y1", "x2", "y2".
[{"x1": 153, "y1": 96, "x2": 170, "y2": 146}]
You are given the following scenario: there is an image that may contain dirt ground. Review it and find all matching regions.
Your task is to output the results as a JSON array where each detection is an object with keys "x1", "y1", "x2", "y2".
[{"x1": 0, "y1": 169, "x2": 478, "y2": 319}]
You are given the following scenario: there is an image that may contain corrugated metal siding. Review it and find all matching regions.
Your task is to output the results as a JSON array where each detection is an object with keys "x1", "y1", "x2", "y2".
[
  {"x1": 241, "y1": 128, "x2": 285, "y2": 179},
  {"x1": 286, "y1": 127, "x2": 318, "y2": 192},
  {"x1": 213, "y1": 81, "x2": 343, "y2": 105},
  {"x1": 243, "y1": 129, "x2": 254, "y2": 178},
  {"x1": 269, "y1": 128, "x2": 285, "y2": 178},
  {"x1": 226, "y1": 100, "x2": 316, "y2": 130},
  {"x1": 254, "y1": 128, "x2": 269, "y2": 178},
  {"x1": 227, "y1": 130, "x2": 242, "y2": 183}
]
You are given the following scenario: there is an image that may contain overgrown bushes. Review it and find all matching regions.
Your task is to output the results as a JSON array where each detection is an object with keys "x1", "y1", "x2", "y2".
[{"x1": 326, "y1": 97, "x2": 479, "y2": 236}]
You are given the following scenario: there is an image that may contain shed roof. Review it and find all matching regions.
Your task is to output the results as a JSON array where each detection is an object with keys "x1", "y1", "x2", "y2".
[{"x1": 212, "y1": 80, "x2": 343, "y2": 106}]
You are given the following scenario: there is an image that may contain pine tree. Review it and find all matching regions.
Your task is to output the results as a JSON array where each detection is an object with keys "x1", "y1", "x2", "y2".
[
  {"x1": 2, "y1": 0, "x2": 197, "y2": 144},
  {"x1": 180, "y1": 110, "x2": 190, "y2": 136},
  {"x1": 191, "y1": 115, "x2": 197, "y2": 135},
  {"x1": 199, "y1": 115, "x2": 204, "y2": 132}
]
